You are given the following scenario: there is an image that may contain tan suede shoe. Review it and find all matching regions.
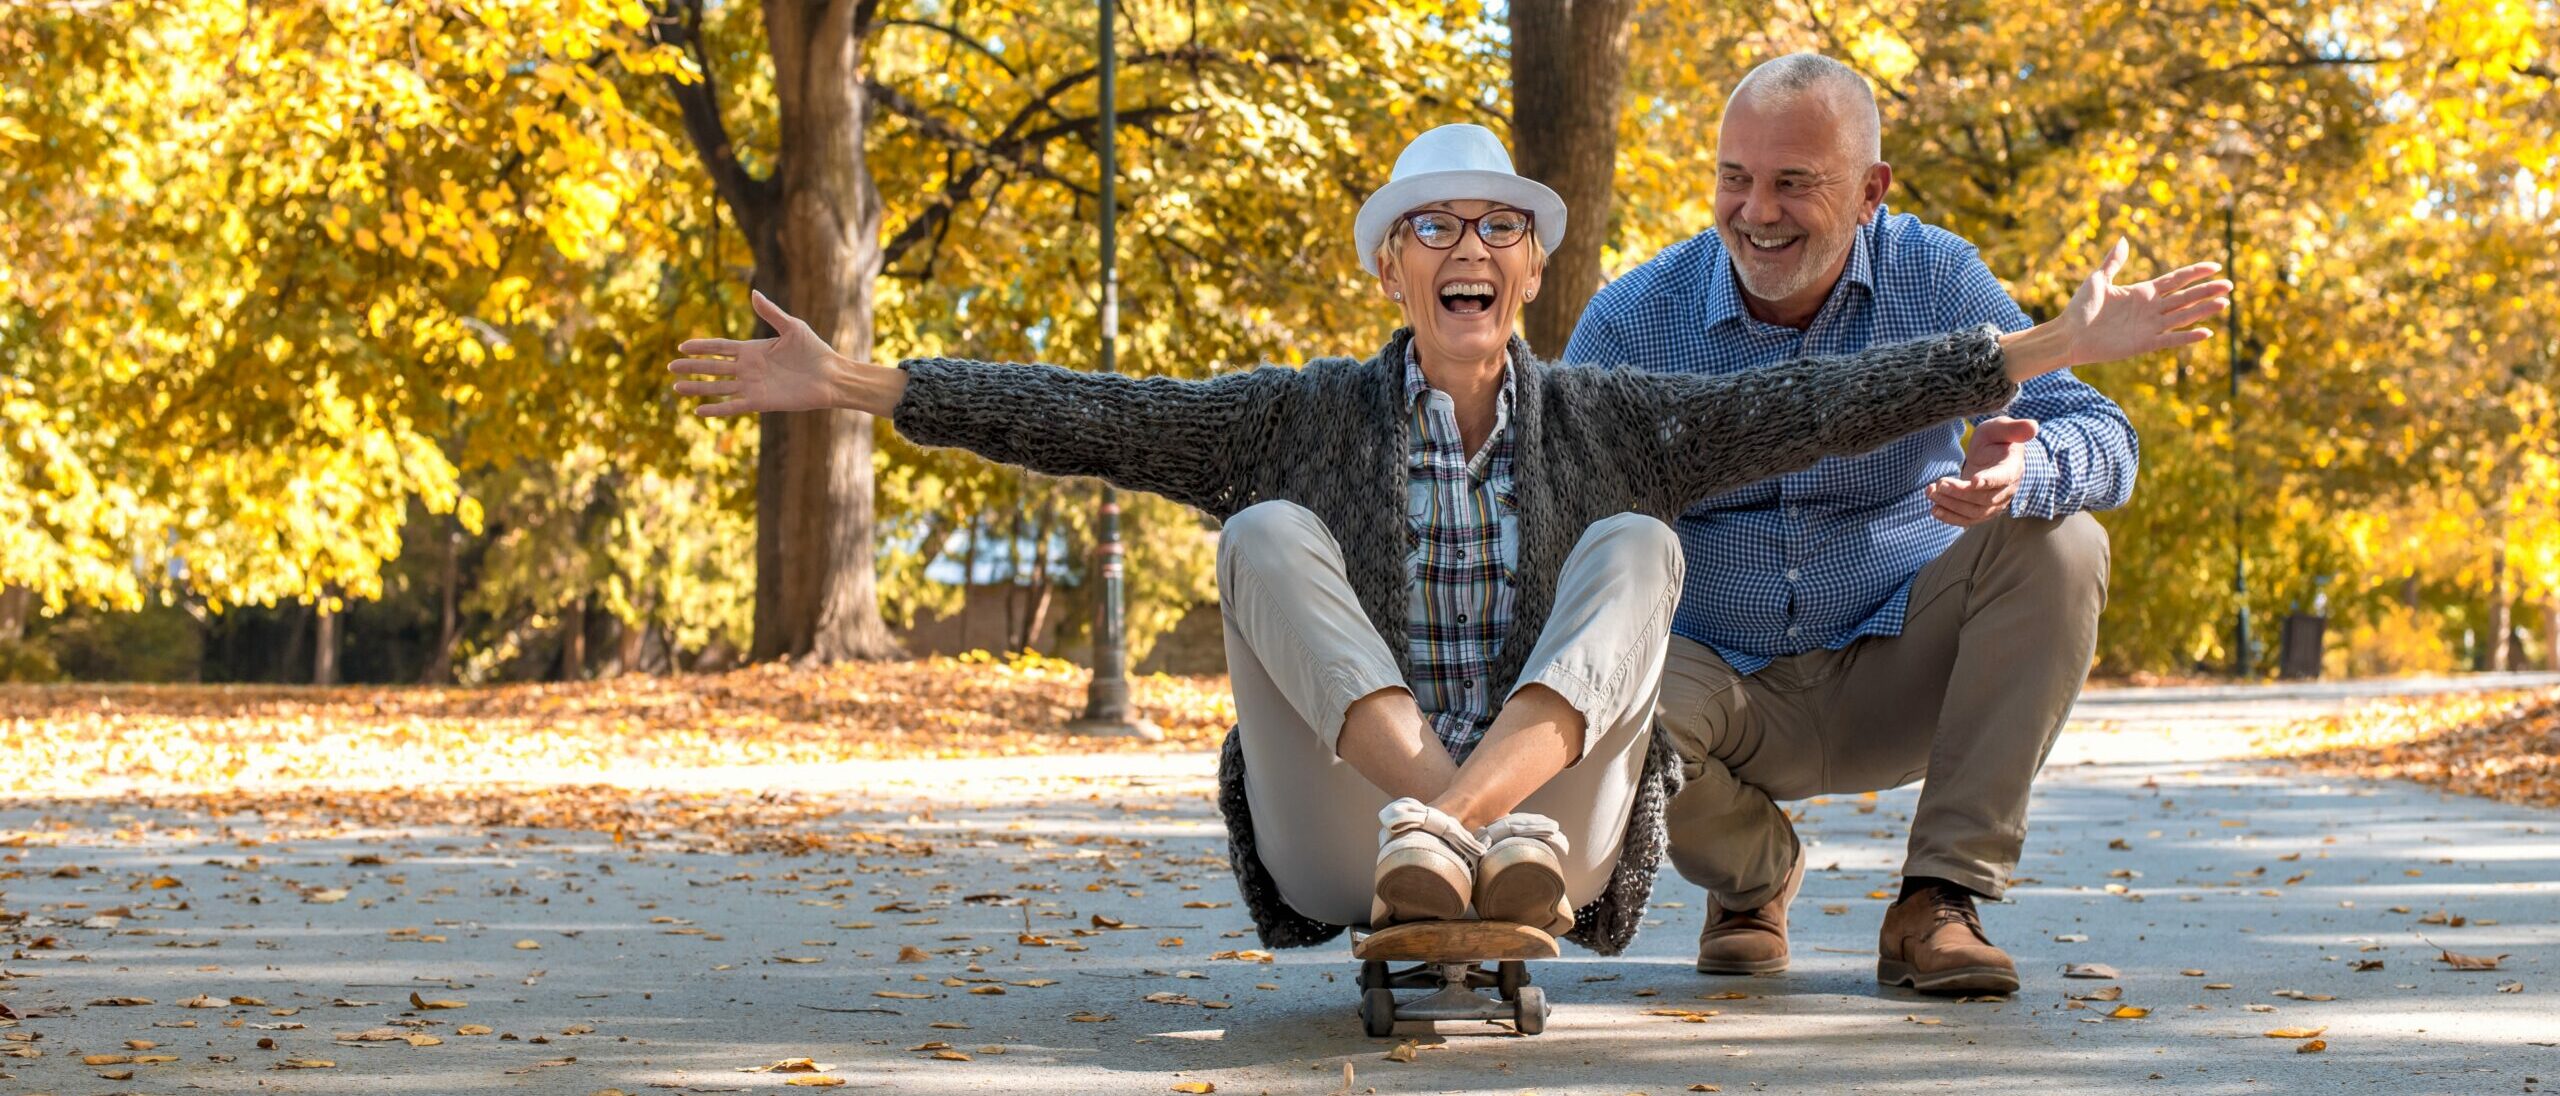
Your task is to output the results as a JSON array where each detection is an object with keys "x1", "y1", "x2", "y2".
[
  {"x1": 1875, "y1": 883, "x2": 2020, "y2": 995},
  {"x1": 1695, "y1": 852, "x2": 1804, "y2": 975},
  {"x1": 1472, "y1": 813, "x2": 1575, "y2": 935},
  {"x1": 1369, "y1": 798, "x2": 1485, "y2": 929}
]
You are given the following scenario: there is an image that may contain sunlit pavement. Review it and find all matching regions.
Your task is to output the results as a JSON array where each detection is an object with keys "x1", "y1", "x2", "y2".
[{"x1": 2, "y1": 677, "x2": 2554, "y2": 1094}]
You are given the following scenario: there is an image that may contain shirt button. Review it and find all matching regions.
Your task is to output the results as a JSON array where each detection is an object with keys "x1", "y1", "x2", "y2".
[
  {"x1": 1786, "y1": 625, "x2": 1802, "y2": 638},
  {"x1": 1462, "y1": 680, "x2": 1474, "y2": 689},
  {"x1": 1785, "y1": 568, "x2": 1801, "y2": 581},
  {"x1": 1457, "y1": 614, "x2": 1469, "y2": 623},
  {"x1": 1456, "y1": 548, "x2": 1466, "y2": 560}
]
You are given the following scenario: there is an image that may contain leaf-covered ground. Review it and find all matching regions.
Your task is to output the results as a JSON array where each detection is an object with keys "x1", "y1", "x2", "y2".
[
  {"x1": 0, "y1": 654, "x2": 1237, "y2": 798},
  {"x1": 2253, "y1": 686, "x2": 2560, "y2": 810}
]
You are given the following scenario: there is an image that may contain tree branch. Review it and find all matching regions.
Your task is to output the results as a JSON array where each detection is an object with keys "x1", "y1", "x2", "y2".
[
  {"x1": 649, "y1": 0, "x2": 778, "y2": 237},
  {"x1": 876, "y1": 17, "x2": 1019, "y2": 77}
]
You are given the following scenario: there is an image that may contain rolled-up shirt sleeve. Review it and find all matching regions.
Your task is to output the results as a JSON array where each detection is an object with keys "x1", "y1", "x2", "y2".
[{"x1": 1936, "y1": 245, "x2": 2141, "y2": 517}]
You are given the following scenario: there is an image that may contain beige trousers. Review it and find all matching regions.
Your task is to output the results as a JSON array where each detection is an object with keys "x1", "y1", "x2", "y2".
[
  {"x1": 1657, "y1": 513, "x2": 2110, "y2": 906},
  {"x1": 1217, "y1": 501, "x2": 1681, "y2": 927}
]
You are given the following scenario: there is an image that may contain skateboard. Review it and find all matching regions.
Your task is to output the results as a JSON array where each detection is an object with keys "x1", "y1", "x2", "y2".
[{"x1": 1348, "y1": 920, "x2": 1558, "y2": 1036}]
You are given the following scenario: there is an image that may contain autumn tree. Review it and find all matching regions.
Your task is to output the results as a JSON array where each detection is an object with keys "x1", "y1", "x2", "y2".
[
  {"x1": 1604, "y1": 0, "x2": 2558, "y2": 675},
  {"x1": 1509, "y1": 0, "x2": 1637, "y2": 359}
]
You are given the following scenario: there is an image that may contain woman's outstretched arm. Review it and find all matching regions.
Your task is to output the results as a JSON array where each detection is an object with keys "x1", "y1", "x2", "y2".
[
  {"x1": 668, "y1": 291, "x2": 1286, "y2": 515},
  {"x1": 1620, "y1": 241, "x2": 2228, "y2": 509}
]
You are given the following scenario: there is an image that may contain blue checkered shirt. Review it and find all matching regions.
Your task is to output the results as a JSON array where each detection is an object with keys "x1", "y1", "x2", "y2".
[
  {"x1": 1563, "y1": 207, "x2": 2139, "y2": 673},
  {"x1": 1402, "y1": 344, "x2": 1518, "y2": 761}
]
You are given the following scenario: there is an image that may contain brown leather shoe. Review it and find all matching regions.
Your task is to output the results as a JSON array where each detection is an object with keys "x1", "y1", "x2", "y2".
[
  {"x1": 1695, "y1": 852, "x2": 1805, "y2": 975},
  {"x1": 1875, "y1": 882, "x2": 2020, "y2": 995}
]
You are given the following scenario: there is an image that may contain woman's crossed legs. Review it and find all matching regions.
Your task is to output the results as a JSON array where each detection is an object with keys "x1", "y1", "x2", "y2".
[{"x1": 1217, "y1": 501, "x2": 1681, "y2": 929}]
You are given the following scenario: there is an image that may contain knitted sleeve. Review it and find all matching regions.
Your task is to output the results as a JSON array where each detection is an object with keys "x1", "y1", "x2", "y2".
[
  {"x1": 891, "y1": 357, "x2": 1292, "y2": 517},
  {"x1": 1600, "y1": 324, "x2": 2020, "y2": 511}
]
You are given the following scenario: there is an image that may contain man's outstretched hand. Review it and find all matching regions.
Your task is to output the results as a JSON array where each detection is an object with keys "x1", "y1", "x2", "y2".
[
  {"x1": 1926, "y1": 416, "x2": 2037, "y2": 527},
  {"x1": 667, "y1": 291, "x2": 849, "y2": 417}
]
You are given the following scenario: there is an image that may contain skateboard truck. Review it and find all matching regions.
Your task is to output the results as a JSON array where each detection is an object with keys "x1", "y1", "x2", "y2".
[{"x1": 1349, "y1": 921, "x2": 1558, "y2": 1036}]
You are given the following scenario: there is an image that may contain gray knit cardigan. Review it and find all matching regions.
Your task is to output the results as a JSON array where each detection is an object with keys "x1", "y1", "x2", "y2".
[{"x1": 892, "y1": 324, "x2": 2017, "y2": 954}]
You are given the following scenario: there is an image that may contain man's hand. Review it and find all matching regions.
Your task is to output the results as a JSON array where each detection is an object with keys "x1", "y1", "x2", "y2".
[{"x1": 1926, "y1": 417, "x2": 2037, "y2": 527}]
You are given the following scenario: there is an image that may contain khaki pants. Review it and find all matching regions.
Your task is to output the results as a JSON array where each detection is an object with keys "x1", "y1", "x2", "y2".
[
  {"x1": 1658, "y1": 513, "x2": 2109, "y2": 906},
  {"x1": 1218, "y1": 501, "x2": 1681, "y2": 927}
]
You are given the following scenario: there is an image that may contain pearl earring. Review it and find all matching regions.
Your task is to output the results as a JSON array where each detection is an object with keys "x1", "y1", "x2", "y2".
[{"x1": 1392, "y1": 291, "x2": 1402, "y2": 301}]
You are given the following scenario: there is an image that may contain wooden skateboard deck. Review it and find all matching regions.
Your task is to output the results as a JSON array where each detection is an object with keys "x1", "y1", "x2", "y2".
[
  {"x1": 1351, "y1": 920, "x2": 1559, "y2": 962},
  {"x1": 1350, "y1": 920, "x2": 1557, "y2": 1036}
]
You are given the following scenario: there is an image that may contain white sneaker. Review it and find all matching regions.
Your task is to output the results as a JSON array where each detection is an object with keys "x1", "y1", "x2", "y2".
[
  {"x1": 1473, "y1": 813, "x2": 1574, "y2": 935},
  {"x1": 1370, "y1": 798, "x2": 1485, "y2": 929}
]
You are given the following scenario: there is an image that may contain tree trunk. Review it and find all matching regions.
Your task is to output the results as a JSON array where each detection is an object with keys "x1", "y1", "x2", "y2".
[
  {"x1": 0, "y1": 585, "x2": 30, "y2": 642},
  {"x1": 1016, "y1": 490, "x2": 1059, "y2": 652},
  {"x1": 1005, "y1": 487, "x2": 1028, "y2": 652},
  {"x1": 2487, "y1": 542, "x2": 2511, "y2": 672},
  {"x1": 561, "y1": 595, "x2": 588, "y2": 681},
  {"x1": 1508, "y1": 0, "x2": 1637, "y2": 360},
  {"x1": 762, "y1": 0, "x2": 899, "y2": 663},
  {"x1": 277, "y1": 601, "x2": 309, "y2": 683},
  {"x1": 961, "y1": 518, "x2": 981, "y2": 652},
  {"x1": 664, "y1": 0, "x2": 898, "y2": 665},
  {"x1": 422, "y1": 518, "x2": 462, "y2": 683},
  {"x1": 2545, "y1": 594, "x2": 2558, "y2": 673},
  {"x1": 631, "y1": 617, "x2": 654, "y2": 675},
  {"x1": 313, "y1": 598, "x2": 339, "y2": 686}
]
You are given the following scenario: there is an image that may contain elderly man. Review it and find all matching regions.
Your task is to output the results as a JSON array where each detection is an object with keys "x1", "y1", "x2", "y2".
[{"x1": 1563, "y1": 53, "x2": 2136, "y2": 995}]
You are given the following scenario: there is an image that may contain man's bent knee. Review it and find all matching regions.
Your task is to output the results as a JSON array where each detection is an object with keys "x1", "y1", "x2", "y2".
[{"x1": 1987, "y1": 512, "x2": 2110, "y2": 604}]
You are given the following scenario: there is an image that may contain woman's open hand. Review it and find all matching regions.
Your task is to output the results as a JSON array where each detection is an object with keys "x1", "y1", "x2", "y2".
[
  {"x1": 1999, "y1": 240, "x2": 2233, "y2": 382},
  {"x1": 2052, "y1": 239, "x2": 2232, "y2": 371},
  {"x1": 667, "y1": 291, "x2": 849, "y2": 417}
]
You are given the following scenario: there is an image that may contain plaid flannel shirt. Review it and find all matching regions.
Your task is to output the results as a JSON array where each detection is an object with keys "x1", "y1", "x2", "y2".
[{"x1": 1402, "y1": 343, "x2": 1519, "y2": 761}]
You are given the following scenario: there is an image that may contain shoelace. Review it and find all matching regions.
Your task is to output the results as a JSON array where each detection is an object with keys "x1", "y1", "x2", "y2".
[{"x1": 1920, "y1": 887, "x2": 1991, "y2": 943}]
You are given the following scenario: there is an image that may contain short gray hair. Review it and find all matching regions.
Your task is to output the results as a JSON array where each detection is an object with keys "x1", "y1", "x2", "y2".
[{"x1": 1726, "y1": 52, "x2": 1882, "y2": 165}]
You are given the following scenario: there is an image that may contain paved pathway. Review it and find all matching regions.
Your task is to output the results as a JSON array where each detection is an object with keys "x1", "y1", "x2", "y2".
[{"x1": 2, "y1": 677, "x2": 2555, "y2": 1094}]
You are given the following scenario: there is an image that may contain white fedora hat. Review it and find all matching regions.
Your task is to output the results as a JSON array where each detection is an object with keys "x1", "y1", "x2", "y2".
[{"x1": 1354, "y1": 123, "x2": 1567, "y2": 271}]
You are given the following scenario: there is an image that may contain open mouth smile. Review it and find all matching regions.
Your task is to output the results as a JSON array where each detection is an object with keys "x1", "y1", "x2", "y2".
[
  {"x1": 1740, "y1": 233, "x2": 1801, "y2": 256},
  {"x1": 1437, "y1": 280, "x2": 1498, "y2": 315}
]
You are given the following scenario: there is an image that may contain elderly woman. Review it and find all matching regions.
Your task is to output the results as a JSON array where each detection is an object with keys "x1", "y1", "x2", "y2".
[{"x1": 668, "y1": 124, "x2": 2228, "y2": 953}]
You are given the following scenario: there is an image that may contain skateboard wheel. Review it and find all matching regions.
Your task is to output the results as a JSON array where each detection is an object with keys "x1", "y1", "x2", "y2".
[
  {"x1": 1359, "y1": 960, "x2": 1388, "y2": 991},
  {"x1": 1513, "y1": 985, "x2": 1546, "y2": 1035},
  {"x1": 1496, "y1": 960, "x2": 1528, "y2": 1000},
  {"x1": 1360, "y1": 987, "x2": 1397, "y2": 1037}
]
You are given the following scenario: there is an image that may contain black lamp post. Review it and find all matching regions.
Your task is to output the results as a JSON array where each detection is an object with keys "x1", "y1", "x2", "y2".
[
  {"x1": 2212, "y1": 121, "x2": 2257, "y2": 678},
  {"x1": 1070, "y1": 0, "x2": 1160, "y2": 740}
]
